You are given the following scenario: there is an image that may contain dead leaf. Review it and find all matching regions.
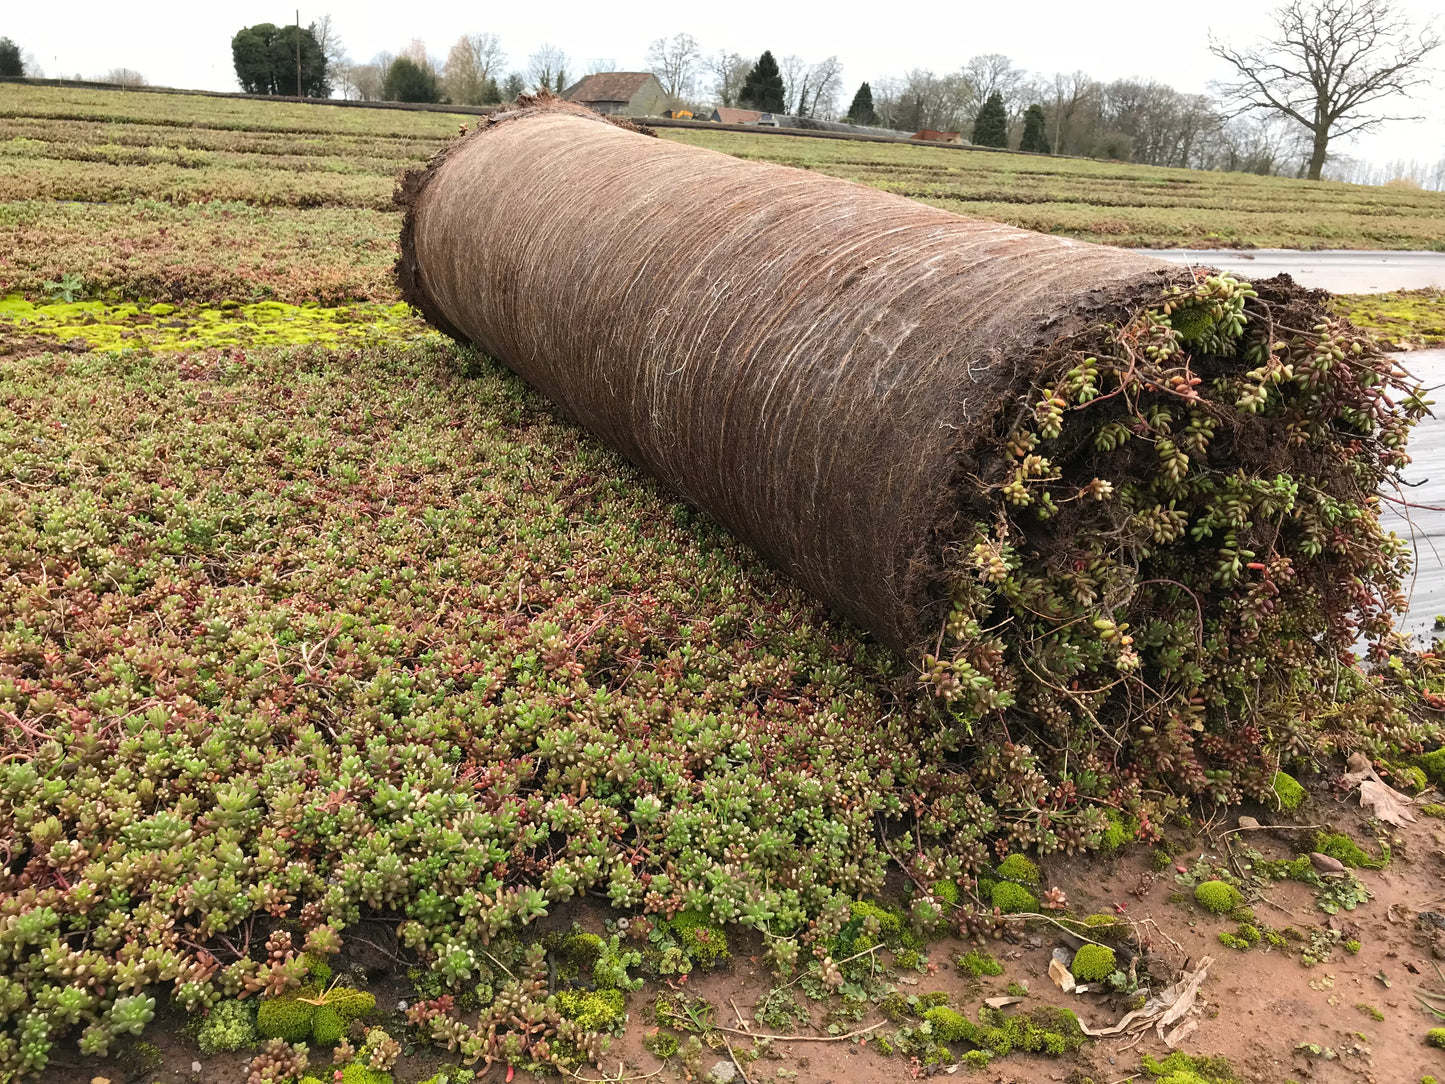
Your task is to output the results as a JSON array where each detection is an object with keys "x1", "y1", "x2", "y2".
[
  {"x1": 1359, "y1": 779, "x2": 1417, "y2": 826},
  {"x1": 1163, "y1": 1017, "x2": 1198, "y2": 1048},
  {"x1": 983, "y1": 996, "x2": 1025, "y2": 1009},
  {"x1": 1309, "y1": 852, "x2": 1347, "y2": 874},
  {"x1": 1049, "y1": 956, "x2": 1076, "y2": 993},
  {"x1": 1078, "y1": 956, "x2": 1213, "y2": 1039},
  {"x1": 1342, "y1": 756, "x2": 1417, "y2": 826}
]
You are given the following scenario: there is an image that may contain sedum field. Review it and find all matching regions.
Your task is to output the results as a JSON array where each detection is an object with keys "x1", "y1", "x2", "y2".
[{"x1": 2, "y1": 83, "x2": 1445, "y2": 1083}]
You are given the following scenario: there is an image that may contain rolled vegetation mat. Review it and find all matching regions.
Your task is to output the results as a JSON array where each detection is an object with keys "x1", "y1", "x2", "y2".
[{"x1": 399, "y1": 99, "x2": 1432, "y2": 828}]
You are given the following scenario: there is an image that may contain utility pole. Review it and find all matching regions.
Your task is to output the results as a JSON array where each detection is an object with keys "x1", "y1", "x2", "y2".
[{"x1": 296, "y1": 9, "x2": 302, "y2": 97}]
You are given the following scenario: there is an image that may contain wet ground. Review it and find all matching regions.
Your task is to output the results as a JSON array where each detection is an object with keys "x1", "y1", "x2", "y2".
[
  {"x1": 1388, "y1": 347, "x2": 1445, "y2": 642},
  {"x1": 1134, "y1": 249, "x2": 1445, "y2": 294}
]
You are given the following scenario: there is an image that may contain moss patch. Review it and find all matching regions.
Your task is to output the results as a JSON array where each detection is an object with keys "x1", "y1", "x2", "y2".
[
  {"x1": 0, "y1": 294, "x2": 435, "y2": 355},
  {"x1": 1333, "y1": 289, "x2": 1445, "y2": 349}
]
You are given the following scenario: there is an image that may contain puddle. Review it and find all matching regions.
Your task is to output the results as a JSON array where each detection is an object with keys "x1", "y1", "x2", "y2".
[{"x1": 1133, "y1": 249, "x2": 1445, "y2": 294}]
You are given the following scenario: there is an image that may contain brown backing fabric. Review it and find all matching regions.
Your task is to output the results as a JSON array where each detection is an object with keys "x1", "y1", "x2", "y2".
[{"x1": 397, "y1": 100, "x2": 1188, "y2": 653}]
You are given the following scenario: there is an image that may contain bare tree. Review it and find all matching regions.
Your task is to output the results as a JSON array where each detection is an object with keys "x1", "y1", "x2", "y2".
[
  {"x1": 705, "y1": 51, "x2": 751, "y2": 107},
  {"x1": 101, "y1": 68, "x2": 148, "y2": 87},
  {"x1": 801, "y1": 56, "x2": 845, "y2": 119},
  {"x1": 310, "y1": 15, "x2": 346, "y2": 71},
  {"x1": 778, "y1": 54, "x2": 811, "y2": 115},
  {"x1": 646, "y1": 33, "x2": 701, "y2": 103},
  {"x1": 444, "y1": 33, "x2": 506, "y2": 105},
  {"x1": 963, "y1": 54, "x2": 1025, "y2": 119},
  {"x1": 1210, "y1": 0, "x2": 1439, "y2": 180},
  {"x1": 1048, "y1": 71, "x2": 1098, "y2": 155},
  {"x1": 527, "y1": 44, "x2": 569, "y2": 93},
  {"x1": 349, "y1": 53, "x2": 391, "y2": 101},
  {"x1": 585, "y1": 58, "x2": 619, "y2": 75}
]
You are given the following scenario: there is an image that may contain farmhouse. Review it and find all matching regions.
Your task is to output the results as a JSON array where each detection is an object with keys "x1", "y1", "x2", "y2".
[
  {"x1": 562, "y1": 72, "x2": 668, "y2": 116},
  {"x1": 711, "y1": 107, "x2": 763, "y2": 125}
]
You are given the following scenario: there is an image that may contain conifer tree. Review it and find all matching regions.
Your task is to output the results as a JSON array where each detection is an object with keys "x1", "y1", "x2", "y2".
[
  {"x1": 971, "y1": 91, "x2": 1008, "y2": 148},
  {"x1": 740, "y1": 51, "x2": 786, "y2": 113},
  {"x1": 1019, "y1": 103, "x2": 1051, "y2": 154},
  {"x1": 846, "y1": 82, "x2": 877, "y2": 125}
]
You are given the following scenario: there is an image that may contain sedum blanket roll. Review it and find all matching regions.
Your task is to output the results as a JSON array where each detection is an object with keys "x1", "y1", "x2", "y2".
[
  {"x1": 398, "y1": 102, "x2": 1185, "y2": 651},
  {"x1": 400, "y1": 101, "x2": 1424, "y2": 806}
]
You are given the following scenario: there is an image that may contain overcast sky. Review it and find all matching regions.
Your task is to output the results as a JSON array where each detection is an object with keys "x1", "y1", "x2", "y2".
[{"x1": 7, "y1": 0, "x2": 1442, "y2": 168}]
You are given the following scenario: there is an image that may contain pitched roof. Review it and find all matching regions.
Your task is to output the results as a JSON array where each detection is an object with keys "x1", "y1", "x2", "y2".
[
  {"x1": 713, "y1": 107, "x2": 762, "y2": 125},
  {"x1": 563, "y1": 72, "x2": 658, "y2": 104}
]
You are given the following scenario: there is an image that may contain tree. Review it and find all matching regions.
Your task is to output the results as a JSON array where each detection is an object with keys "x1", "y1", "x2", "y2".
[
  {"x1": 963, "y1": 54, "x2": 1024, "y2": 117},
  {"x1": 846, "y1": 82, "x2": 877, "y2": 125},
  {"x1": 1019, "y1": 104, "x2": 1051, "y2": 153},
  {"x1": 231, "y1": 23, "x2": 330, "y2": 97},
  {"x1": 310, "y1": 15, "x2": 346, "y2": 72},
  {"x1": 646, "y1": 33, "x2": 701, "y2": 103},
  {"x1": 800, "y1": 56, "x2": 844, "y2": 119},
  {"x1": 0, "y1": 37, "x2": 23, "y2": 77},
  {"x1": 102, "y1": 68, "x2": 148, "y2": 87},
  {"x1": 971, "y1": 91, "x2": 1008, "y2": 147},
  {"x1": 383, "y1": 56, "x2": 440, "y2": 102},
  {"x1": 707, "y1": 51, "x2": 751, "y2": 107},
  {"x1": 444, "y1": 33, "x2": 506, "y2": 105},
  {"x1": 1210, "y1": 0, "x2": 1440, "y2": 180},
  {"x1": 527, "y1": 44, "x2": 569, "y2": 93},
  {"x1": 740, "y1": 51, "x2": 785, "y2": 113},
  {"x1": 502, "y1": 72, "x2": 526, "y2": 102}
]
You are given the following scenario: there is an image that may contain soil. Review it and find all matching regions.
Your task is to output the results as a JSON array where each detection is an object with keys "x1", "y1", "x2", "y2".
[{"x1": 36, "y1": 792, "x2": 1445, "y2": 1084}]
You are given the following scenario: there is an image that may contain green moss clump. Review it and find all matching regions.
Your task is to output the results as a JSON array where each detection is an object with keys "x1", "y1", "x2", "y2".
[
  {"x1": 893, "y1": 948, "x2": 921, "y2": 969},
  {"x1": 670, "y1": 909, "x2": 729, "y2": 969},
  {"x1": 311, "y1": 1005, "x2": 344, "y2": 1046},
  {"x1": 196, "y1": 999, "x2": 257, "y2": 1054},
  {"x1": 1100, "y1": 813, "x2": 1130, "y2": 851},
  {"x1": 1344, "y1": 939, "x2": 1361, "y2": 954},
  {"x1": 848, "y1": 900, "x2": 908, "y2": 947},
  {"x1": 994, "y1": 854, "x2": 1040, "y2": 885},
  {"x1": 339, "y1": 1067, "x2": 394, "y2": 1084},
  {"x1": 933, "y1": 879, "x2": 961, "y2": 906},
  {"x1": 549, "y1": 931, "x2": 604, "y2": 979},
  {"x1": 914, "y1": 991, "x2": 950, "y2": 1012},
  {"x1": 1272, "y1": 770, "x2": 1306, "y2": 810},
  {"x1": 1217, "y1": 923, "x2": 1260, "y2": 950},
  {"x1": 326, "y1": 987, "x2": 375, "y2": 1022},
  {"x1": 1314, "y1": 831, "x2": 1374, "y2": 869},
  {"x1": 257, "y1": 991, "x2": 315, "y2": 1042},
  {"x1": 990, "y1": 881, "x2": 1037, "y2": 914},
  {"x1": 961, "y1": 1049, "x2": 992, "y2": 1068},
  {"x1": 923, "y1": 1006, "x2": 980, "y2": 1044},
  {"x1": 1427, "y1": 1028, "x2": 1445, "y2": 1049},
  {"x1": 1071, "y1": 944, "x2": 1117, "y2": 980},
  {"x1": 1141, "y1": 1051, "x2": 1240, "y2": 1084},
  {"x1": 955, "y1": 949, "x2": 1003, "y2": 977},
  {"x1": 1170, "y1": 306, "x2": 1214, "y2": 342},
  {"x1": 1194, "y1": 881, "x2": 1242, "y2": 914},
  {"x1": 303, "y1": 953, "x2": 332, "y2": 987},
  {"x1": 1421, "y1": 803, "x2": 1445, "y2": 818},
  {"x1": 642, "y1": 1030, "x2": 679, "y2": 1058},
  {"x1": 1355, "y1": 1003, "x2": 1384, "y2": 1022},
  {"x1": 1417, "y1": 747, "x2": 1445, "y2": 785},
  {"x1": 554, "y1": 988, "x2": 626, "y2": 1031}
]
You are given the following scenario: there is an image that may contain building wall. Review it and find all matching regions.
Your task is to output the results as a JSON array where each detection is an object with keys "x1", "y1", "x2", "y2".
[{"x1": 626, "y1": 80, "x2": 669, "y2": 117}]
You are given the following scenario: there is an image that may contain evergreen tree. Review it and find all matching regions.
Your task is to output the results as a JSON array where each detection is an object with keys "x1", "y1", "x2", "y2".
[
  {"x1": 383, "y1": 56, "x2": 441, "y2": 103},
  {"x1": 740, "y1": 51, "x2": 785, "y2": 113},
  {"x1": 231, "y1": 23, "x2": 330, "y2": 97},
  {"x1": 1019, "y1": 103, "x2": 1051, "y2": 154},
  {"x1": 0, "y1": 37, "x2": 23, "y2": 78},
  {"x1": 971, "y1": 91, "x2": 1007, "y2": 148},
  {"x1": 846, "y1": 82, "x2": 876, "y2": 126}
]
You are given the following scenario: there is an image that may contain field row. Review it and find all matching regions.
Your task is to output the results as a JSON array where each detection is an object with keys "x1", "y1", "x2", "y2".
[{"x1": 0, "y1": 86, "x2": 1441, "y2": 267}]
